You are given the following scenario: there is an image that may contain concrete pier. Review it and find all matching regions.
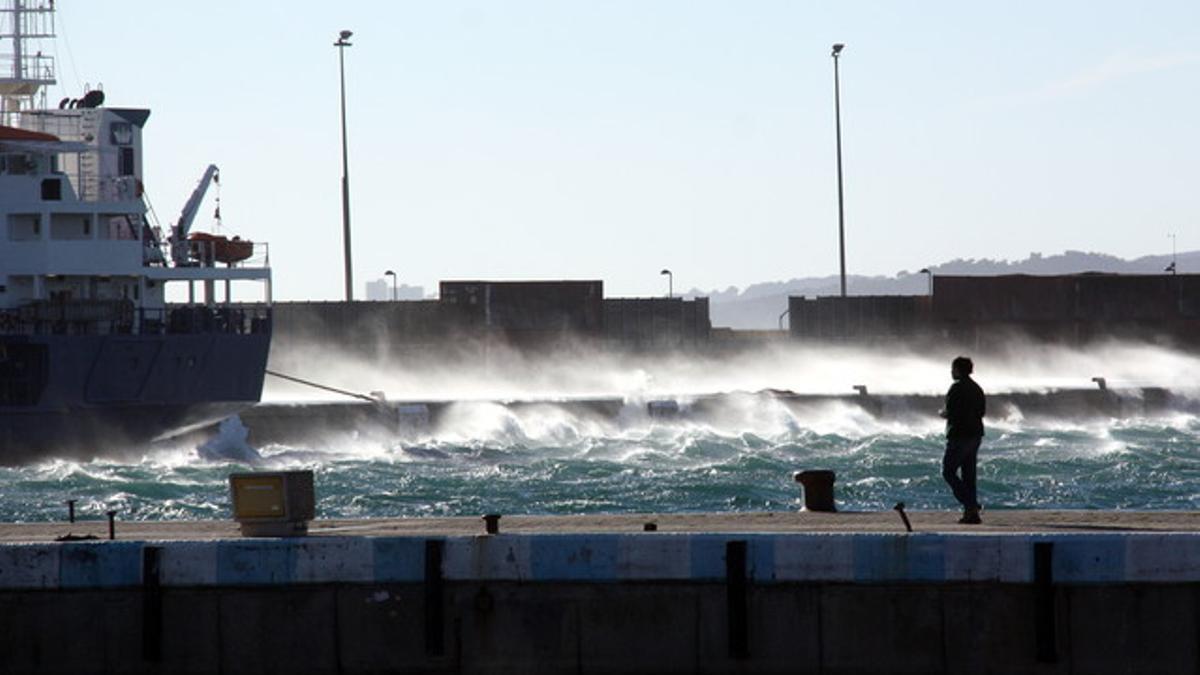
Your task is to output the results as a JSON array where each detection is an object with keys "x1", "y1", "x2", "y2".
[
  {"x1": 2, "y1": 511, "x2": 1200, "y2": 673},
  {"x1": 226, "y1": 385, "x2": 1193, "y2": 447}
]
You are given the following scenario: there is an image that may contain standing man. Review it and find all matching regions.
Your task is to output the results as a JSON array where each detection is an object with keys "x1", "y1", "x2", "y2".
[{"x1": 941, "y1": 356, "x2": 986, "y2": 524}]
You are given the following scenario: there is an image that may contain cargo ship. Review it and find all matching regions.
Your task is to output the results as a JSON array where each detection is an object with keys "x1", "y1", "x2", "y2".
[{"x1": 0, "y1": 1, "x2": 272, "y2": 463}]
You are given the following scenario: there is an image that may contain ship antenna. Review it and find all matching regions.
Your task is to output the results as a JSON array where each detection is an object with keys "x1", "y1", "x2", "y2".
[{"x1": 0, "y1": 0, "x2": 58, "y2": 125}]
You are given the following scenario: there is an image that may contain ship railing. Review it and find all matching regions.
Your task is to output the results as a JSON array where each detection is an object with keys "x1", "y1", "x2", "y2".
[
  {"x1": 0, "y1": 54, "x2": 56, "y2": 87},
  {"x1": 2, "y1": 300, "x2": 134, "y2": 337},
  {"x1": 0, "y1": 303, "x2": 270, "y2": 337},
  {"x1": 139, "y1": 304, "x2": 272, "y2": 336}
]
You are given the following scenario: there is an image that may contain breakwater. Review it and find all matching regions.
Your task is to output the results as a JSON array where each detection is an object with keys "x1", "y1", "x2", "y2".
[
  {"x1": 233, "y1": 385, "x2": 1186, "y2": 447},
  {"x1": 1, "y1": 518, "x2": 1199, "y2": 673}
]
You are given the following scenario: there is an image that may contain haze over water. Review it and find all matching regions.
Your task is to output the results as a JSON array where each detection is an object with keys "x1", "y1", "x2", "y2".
[{"x1": 3, "y1": 343, "x2": 1199, "y2": 523}]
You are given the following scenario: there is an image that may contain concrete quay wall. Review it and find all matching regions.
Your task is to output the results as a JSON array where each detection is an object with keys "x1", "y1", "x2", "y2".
[
  {"x1": 229, "y1": 385, "x2": 1191, "y2": 447},
  {"x1": 1, "y1": 532, "x2": 1199, "y2": 673}
]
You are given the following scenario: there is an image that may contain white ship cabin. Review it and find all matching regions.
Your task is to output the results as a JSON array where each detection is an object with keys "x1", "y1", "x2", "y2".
[{"x1": 0, "y1": 106, "x2": 271, "y2": 336}]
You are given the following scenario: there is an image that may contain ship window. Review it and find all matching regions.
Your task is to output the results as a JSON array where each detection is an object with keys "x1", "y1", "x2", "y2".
[
  {"x1": 51, "y1": 214, "x2": 91, "y2": 240},
  {"x1": 0, "y1": 154, "x2": 35, "y2": 175},
  {"x1": 118, "y1": 147, "x2": 135, "y2": 176},
  {"x1": 41, "y1": 178, "x2": 62, "y2": 201},
  {"x1": 7, "y1": 214, "x2": 41, "y2": 241},
  {"x1": 105, "y1": 215, "x2": 137, "y2": 240}
]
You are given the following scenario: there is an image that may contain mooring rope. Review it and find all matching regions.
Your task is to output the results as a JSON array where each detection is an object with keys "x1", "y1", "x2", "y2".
[{"x1": 265, "y1": 369, "x2": 378, "y2": 403}]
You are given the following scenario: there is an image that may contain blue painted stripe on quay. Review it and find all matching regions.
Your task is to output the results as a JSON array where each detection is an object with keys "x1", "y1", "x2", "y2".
[
  {"x1": 1039, "y1": 534, "x2": 1128, "y2": 583},
  {"x1": 216, "y1": 540, "x2": 298, "y2": 585},
  {"x1": 688, "y1": 535, "x2": 732, "y2": 581},
  {"x1": 59, "y1": 542, "x2": 142, "y2": 588},
  {"x1": 372, "y1": 537, "x2": 429, "y2": 582},
  {"x1": 529, "y1": 534, "x2": 619, "y2": 581},
  {"x1": 746, "y1": 535, "x2": 776, "y2": 581},
  {"x1": 853, "y1": 534, "x2": 947, "y2": 582},
  {"x1": 6, "y1": 531, "x2": 1200, "y2": 589}
]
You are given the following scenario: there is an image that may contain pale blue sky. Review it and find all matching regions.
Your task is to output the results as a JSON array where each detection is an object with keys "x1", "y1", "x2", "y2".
[{"x1": 47, "y1": 1, "x2": 1200, "y2": 299}]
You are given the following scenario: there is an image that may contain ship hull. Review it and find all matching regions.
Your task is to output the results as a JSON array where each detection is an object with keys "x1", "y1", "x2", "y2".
[{"x1": 0, "y1": 331, "x2": 270, "y2": 464}]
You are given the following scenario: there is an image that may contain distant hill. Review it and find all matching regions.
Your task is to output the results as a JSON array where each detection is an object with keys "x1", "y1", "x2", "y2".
[{"x1": 694, "y1": 250, "x2": 1200, "y2": 329}]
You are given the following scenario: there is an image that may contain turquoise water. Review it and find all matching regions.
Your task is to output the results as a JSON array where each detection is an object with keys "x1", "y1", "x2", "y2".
[{"x1": 4, "y1": 398, "x2": 1199, "y2": 523}]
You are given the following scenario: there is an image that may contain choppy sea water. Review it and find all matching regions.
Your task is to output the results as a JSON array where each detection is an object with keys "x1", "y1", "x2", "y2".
[{"x1": 3, "y1": 396, "x2": 1199, "y2": 523}]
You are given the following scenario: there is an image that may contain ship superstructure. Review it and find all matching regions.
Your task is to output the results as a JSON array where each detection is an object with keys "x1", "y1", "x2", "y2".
[{"x1": 0, "y1": 0, "x2": 272, "y2": 461}]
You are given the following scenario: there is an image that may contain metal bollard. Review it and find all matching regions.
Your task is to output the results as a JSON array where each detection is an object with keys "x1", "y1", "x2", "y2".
[
  {"x1": 643, "y1": 522, "x2": 657, "y2": 532},
  {"x1": 107, "y1": 510, "x2": 117, "y2": 540},
  {"x1": 794, "y1": 470, "x2": 837, "y2": 512},
  {"x1": 482, "y1": 514, "x2": 501, "y2": 535},
  {"x1": 66, "y1": 499, "x2": 76, "y2": 523}
]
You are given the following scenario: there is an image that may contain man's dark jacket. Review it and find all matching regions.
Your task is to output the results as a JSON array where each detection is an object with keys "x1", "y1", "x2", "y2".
[{"x1": 945, "y1": 376, "x2": 986, "y2": 439}]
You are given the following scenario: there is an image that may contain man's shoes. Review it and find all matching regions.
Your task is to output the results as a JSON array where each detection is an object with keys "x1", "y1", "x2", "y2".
[{"x1": 958, "y1": 508, "x2": 982, "y2": 525}]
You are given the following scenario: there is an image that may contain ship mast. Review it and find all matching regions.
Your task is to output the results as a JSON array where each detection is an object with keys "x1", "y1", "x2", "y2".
[{"x1": 0, "y1": 0, "x2": 56, "y2": 125}]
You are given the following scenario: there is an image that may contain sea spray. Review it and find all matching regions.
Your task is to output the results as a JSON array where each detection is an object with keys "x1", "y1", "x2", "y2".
[{"x1": 3, "y1": 399, "x2": 1198, "y2": 522}]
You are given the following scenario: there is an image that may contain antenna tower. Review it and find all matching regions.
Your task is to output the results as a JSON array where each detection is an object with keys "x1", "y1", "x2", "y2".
[{"x1": 0, "y1": 0, "x2": 56, "y2": 125}]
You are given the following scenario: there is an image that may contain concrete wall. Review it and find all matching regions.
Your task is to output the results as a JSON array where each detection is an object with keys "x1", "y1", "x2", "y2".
[
  {"x1": 786, "y1": 274, "x2": 1200, "y2": 349},
  {"x1": 1, "y1": 533, "x2": 1199, "y2": 673},
  {"x1": 2, "y1": 581, "x2": 1195, "y2": 674},
  {"x1": 271, "y1": 292, "x2": 712, "y2": 364},
  {"x1": 603, "y1": 297, "x2": 711, "y2": 350},
  {"x1": 933, "y1": 273, "x2": 1200, "y2": 348},
  {"x1": 788, "y1": 295, "x2": 930, "y2": 342}
]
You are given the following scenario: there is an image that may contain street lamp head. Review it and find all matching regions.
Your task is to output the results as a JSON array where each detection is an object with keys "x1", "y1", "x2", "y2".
[
  {"x1": 660, "y1": 269, "x2": 671, "y2": 276},
  {"x1": 384, "y1": 270, "x2": 395, "y2": 277},
  {"x1": 919, "y1": 268, "x2": 930, "y2": 274},
  {"x1": 335, "y1": 30, "x2": 353, "y2": 46},
  {"x1": 832, "y1": 43, "x2": 844, "y2": 57}
]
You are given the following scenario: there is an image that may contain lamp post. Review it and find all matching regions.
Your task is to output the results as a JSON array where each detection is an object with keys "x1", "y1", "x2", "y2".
[
  {"x1": 832, "y1": 42, "x2": 847, "y2": 298},
  {"x1": 1167, "y1": 233, "x2": 1177, "y2": 275},
  {"x1": 384, "y1": 270, "x2": 397, "y2": 300},
  {"x1": 660, "y1": 269, "x2": 673, "y2": 299},
  {"x1": 335, "y1": 29, "x2": 354, "y2": 301},
  {"x1": 919, "y1": 268, "x2": 932, "y2": 296}
]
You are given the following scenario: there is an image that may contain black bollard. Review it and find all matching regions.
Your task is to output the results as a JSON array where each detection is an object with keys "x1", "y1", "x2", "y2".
[
  {"x1": 482, "y1": 514, "x2": 501, "y2": 535},
  {"x1": 643, "y1": 522, "x2": 657, "y2": 532},
  {"x1": 66, "y1": 499, "x2": 76, "y2": 523},
  {"x1": 794, "y1": 470, "x2": 837, "y2": 512},
  {"x1": 106, "y1": 510, "x2": 117, "y2": 540}
]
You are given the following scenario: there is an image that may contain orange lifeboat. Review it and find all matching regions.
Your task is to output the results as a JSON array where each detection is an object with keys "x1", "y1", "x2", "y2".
[{"x1": 188, "y1": 232, "x2": 254, "y2": 264}]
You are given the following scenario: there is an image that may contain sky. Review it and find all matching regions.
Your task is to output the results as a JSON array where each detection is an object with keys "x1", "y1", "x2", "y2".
[{"x1": 34, "y1": 1, "x2": 1200, "y2": 300}]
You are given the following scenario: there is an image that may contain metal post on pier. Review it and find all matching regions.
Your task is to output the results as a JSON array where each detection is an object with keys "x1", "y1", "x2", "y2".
[{"x1": 335, "y1": 30, "x2": 354, "y2": 301}]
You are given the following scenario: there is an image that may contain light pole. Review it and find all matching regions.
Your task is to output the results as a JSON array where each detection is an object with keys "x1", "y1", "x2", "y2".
[
  {"x1": 384, "y1": 270, "x2": 397, "y2": 300},
  {"x1": 660, "y1": 269, "x2": 673, "y2": 299},
  {"x1": 1167, "y1": 233, "x2": 1177, "y2": 274},
  {"x1": 919, "y1": 268, "x2": 932, "y2": 296},
  {"x1": 335, "y1": 29, "x2": 354, "y2": 301},
  {"x1": 832, "y1": 42, "x2": 847, "y2": 298}
]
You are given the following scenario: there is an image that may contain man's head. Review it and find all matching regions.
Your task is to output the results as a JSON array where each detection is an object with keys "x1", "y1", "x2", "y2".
[{"x1": 951, "y1": 356, "x2": 973, "y2": 380}]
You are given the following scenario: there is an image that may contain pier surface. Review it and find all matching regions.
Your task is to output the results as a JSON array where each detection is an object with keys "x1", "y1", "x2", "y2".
[{"x1": 5, "y1": 509, "x2": 1200, "y2": 542}]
